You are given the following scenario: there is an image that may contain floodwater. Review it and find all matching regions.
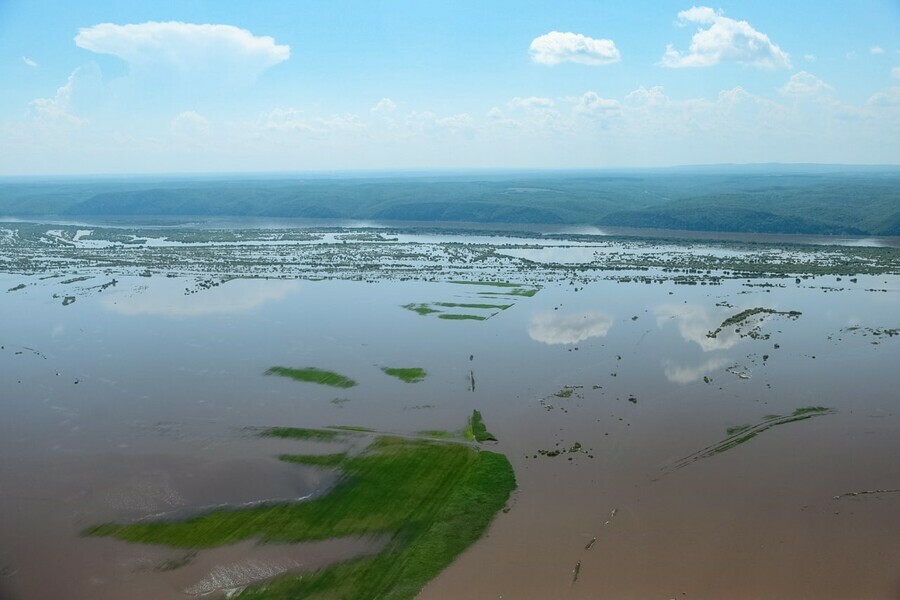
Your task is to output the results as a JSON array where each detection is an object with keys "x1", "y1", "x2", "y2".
[{"x1": 1, "y1": 236, "x2": 899, "y2": 599}]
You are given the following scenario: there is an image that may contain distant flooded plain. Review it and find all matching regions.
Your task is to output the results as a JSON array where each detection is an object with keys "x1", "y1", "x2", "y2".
[{"x1": 1, "y1": 225, "x2": 899, "y2": 599}]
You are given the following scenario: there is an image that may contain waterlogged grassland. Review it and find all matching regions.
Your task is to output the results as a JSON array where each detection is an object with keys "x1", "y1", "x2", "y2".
[
  {"x1": 382, "y1": 367, "x2": 427, "y2": 383},
  {"x1": 668, "y1": 407, "x2": 836, "y2": 472},
  {"x1": 85, "y1": 422, "x2": 516, "y2": 600},
  {"x1": 438, "y1": 313, "x2": 487, "y2": 321},
  {"x1": 265, "y1": 366, "x2": 357, "y2": 389}
]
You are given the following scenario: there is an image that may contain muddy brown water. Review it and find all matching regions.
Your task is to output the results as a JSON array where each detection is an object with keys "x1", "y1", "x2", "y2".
[{"x1": 1, "y1": 262, "x2": 899, "y2": 599}]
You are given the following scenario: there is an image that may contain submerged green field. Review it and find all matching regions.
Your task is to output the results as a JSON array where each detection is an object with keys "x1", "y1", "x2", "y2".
[{"x1": 85, "y1": 419, "x2": 515, "y2": 599}]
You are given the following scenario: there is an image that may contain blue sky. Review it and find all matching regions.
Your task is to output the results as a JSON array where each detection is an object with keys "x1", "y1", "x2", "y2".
[{"x1": 1, "y1": 0, "x2": 898, "y2": 175}]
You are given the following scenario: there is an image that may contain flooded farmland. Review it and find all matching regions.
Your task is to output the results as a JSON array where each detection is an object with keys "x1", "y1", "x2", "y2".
[{"x1": 2, "y1": 222, "x2": 899, "y2": 599}]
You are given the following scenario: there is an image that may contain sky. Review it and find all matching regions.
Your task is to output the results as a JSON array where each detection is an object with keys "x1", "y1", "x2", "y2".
[{"x1": 1, "y1": 0, "x2": 899, "y2": 175}]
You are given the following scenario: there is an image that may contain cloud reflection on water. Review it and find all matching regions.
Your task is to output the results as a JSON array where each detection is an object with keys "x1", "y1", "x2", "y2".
[
  {"x1": 662, "y1": 357, "x2": 732, "y2": 384},
  {"x1": 654, "y1": 303, "x2": 743, "y2": 351},
  {"x1": 103, "y1": 280, "x2": 299, "y2": 317},
  {"x1": 528, "y1": 310, "x2": 614, "y2": 345}
]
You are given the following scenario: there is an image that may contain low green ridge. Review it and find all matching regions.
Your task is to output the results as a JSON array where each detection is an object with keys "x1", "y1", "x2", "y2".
[
  {"x1": 466, "y1": 410, "x2": 498, "y2": 443},
  {"x1": 265, "y1": 366, "x2": 357, "y2": 388},
  {"x1": 438, "y1": 314, "x2": 487, "y2": 321},
  {"x1": 259, "y1": 427, "x2": 342, "y2": 441}
]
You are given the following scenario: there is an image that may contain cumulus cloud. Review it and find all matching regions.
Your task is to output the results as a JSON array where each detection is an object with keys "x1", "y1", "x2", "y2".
[
  {"x1": 371, "y1": 97, "x2": 397, "y2": 114},
  {"x1": 660, "y1": 6, "x2": 791, "y2": 68},
  {"x1": 530, "y1": 31, "x2": 620, "y2": 66},
  {"x1": 868, "y1": 86, "x2": 900, "y2": 108},
  {"x1": 263, "y1": 108, "x2": 366, "y2": 135},
  {"x1": 870, "y1": 46, "x2": 885, "y2": 55},
  {"x1": 435, "y1": 113, "x2": 475, "y2": 131},
  {"x1": 575, "y1": 91, "x2": 620, "y2": 115},
  {"x1": 780, "y1": 71, "x2": 832, "y2": 97},
  {"x1": 29, "y1": 65, "x2": 101, "y2": 124},
  {"x1": 528, "y1": 310, "x2": 614, "y2": 345},
  {"x1": 74, "y1": 22, "x2": 289, "y2": 81},
  {"x1": 892, "y1": 66, "x2": 900, "y2": 80},
  {"x1": 509, "y1": 96, "x2": 555, "y2": 110},
  {"x1": 22, "y1": 56, "x2": 38, "y2": 68},
  {"x1": 170, "y1": 111, "x2": 209, "y2": 138},
  {"x1": 804, "y1": 53, "x2": 816, "y2": 63}
]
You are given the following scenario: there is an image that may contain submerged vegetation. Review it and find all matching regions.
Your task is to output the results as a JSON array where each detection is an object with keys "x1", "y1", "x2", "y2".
[
  {"x1": 265, "y1": 366, "x2": 357, "y2": 389},
  {"x1": 668, "y1": 407, "x2": 836, "y2": 472},
  {"x1": 707, "y1": 307, "x2": 802, "y2": 339},
  {"x1": 85, "y1": 414, "x2": 515, "y2": 600}
]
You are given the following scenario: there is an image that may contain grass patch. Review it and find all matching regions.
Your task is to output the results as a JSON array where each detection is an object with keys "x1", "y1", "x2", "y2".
[
  {"x1": 265, "y1": 366, "x2": 357, "y2": 389},
  {"x1": 258, "y1": 427, "x2": 342, "y2": 442},
  {"x1": 554, "y1": 388, "x2": 574, "y2": 398},
  {"x1": 85, "y1": 424, "x2": 515, "y2": 600},
  {"x1": 417, "y1": 430, "x2": 460, "y2": 439},
  {"x1": 382, "y1": 367, "x2": 427, "y2": 383},
  {"x1": 668, "y1": 406, "x2": 835, "y2": 472},
  {"x1": 466, "y1": 410, "x2": 498, "y2": 443},
  {"x1": 438, "y1": 314, "x2": 487, "y2": 321}
]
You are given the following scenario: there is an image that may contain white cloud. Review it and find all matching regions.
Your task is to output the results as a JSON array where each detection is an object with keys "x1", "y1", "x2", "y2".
[
  {"x1": 892, "y1": 66, "x2": 900, "y2": 80},
  {"x1": 868, "y1": 86, "x2": 900, "y2": 107},
  {"x1": 74, "y1": 22, "x2": 289, "y2": 80},
  {"x1": 575, "y1": 91, "x2": 620, "y2": 116},
  {"x1": 22, "y1": 56, "x2": 38, "y2": 68},
  {"x1": 780, "y1": 71, "x2": 832, "y2": 97},
  {"x1": 530, "y1": 31, "x2": 620, "y2": 66},
  {"x1": 436, "y1": 113, "x2": 475, "y2": 131},
  {"x1": 170, "y1": 111, "x2": 209, "y2": 138},
  {"x1": 624, "y1": 85, "x2": 668, "y2": 107},
  {"x1": 529, "y1": 311, "x2": 614, "y2": 345},
  {"x1": 870, "y1": 46, "x2": 885, "y2": 55},
  {"x1": 661, "y1": 6, "x2": 791, "y2": 68},
  {"x1": 29, "y1": 65, "x2": 100, "y2": 124},
  {"x1": 263, "y1": 108, "x2": 366, "y2": 135},
  {"x1": 371, "y1": 97, "x2": 397, "y2": 114},
  {"x1": 509, "y1": 96, "x2": 555, "y2": 110},
  {"x1": 804, "y1": 53, "x2": 816, "y2": 63}
]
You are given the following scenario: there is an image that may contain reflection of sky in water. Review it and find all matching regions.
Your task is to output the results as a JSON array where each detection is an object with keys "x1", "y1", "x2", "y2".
[
  {"x1": 528, "y1": 310, "x2": 614, "y2": 345},
  {"x1": 662, "y1": 357, "x2": 732, "y2": 384},
  {"x1": 654, "y1": 303, "x2": 745, "y2": 352},
  {"x1": 102, "y1": 279, "x2": 299, "y2": 317}
]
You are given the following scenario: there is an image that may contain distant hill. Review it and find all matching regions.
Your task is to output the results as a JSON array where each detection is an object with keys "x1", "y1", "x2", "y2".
[{"x1": 1, "y1": 167, "x2": 898, "y2": 236}]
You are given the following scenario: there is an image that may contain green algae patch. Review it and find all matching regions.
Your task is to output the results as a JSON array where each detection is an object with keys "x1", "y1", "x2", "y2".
[
  {"x1": 466, "y1": 410, "x2": 498, "y2": 443},
  {"x1": 84, "y1": 425, "x2": 516, "y2": 600},
  {"x1": 668, "y1": 406, "x2": 835, "y2": 472},
  {"x1": 265, "y1": 366, "x2": 357, "y2": 389},
  {"x1": 382, "y1": 367, "x2": 427, "y2": 383}
]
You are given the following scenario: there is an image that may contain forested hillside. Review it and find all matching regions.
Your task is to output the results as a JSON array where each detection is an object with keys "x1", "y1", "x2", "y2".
[{"x1": 1, "y1": 167, "x2": 898, "y2": 235}]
